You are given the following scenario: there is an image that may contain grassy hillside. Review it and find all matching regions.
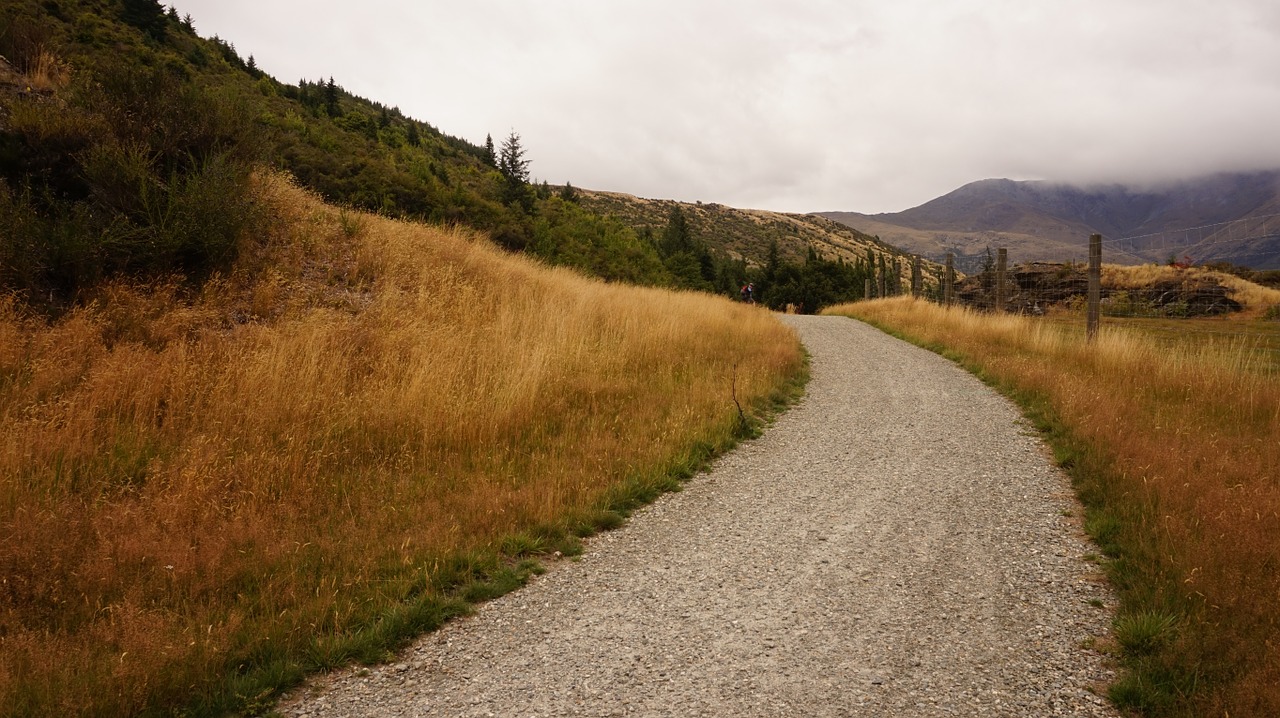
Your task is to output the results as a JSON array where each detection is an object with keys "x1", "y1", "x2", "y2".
[
  {"x1": 583, "y1": 189, "x2": 938, "y2": 269},
  {"x1": 829, "y1": 297, "x2": 1280, "y2": 717},
  {"x1": 0, "y1": 175, "x2": 805, "y2": 717},
  {"x1": 580, "y1": 189, "x2": 949, "y2": 309},
  {"x1": 0, "y1": 0, "x2": 694, "y2": 307},
  {"x1": 821, "y1": 212, "x2": 1085, "y2": 272},
  {"x1": 2, "y1": 0, "x2": 952, "y2": 315}
]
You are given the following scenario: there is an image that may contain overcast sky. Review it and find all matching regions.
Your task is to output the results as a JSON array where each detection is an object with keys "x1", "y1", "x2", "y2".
[{"x1": 171, "y1": 0, "x2": 1280, "y2": 214}]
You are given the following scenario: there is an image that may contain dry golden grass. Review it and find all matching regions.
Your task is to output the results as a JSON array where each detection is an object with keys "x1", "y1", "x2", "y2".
[
  {"x1": 1104, "y1": 263, "x2": 1280, "y2": 318},
  {"x1": 21, "y1": 50, "x2": 71, "y2": 92},
  {"x1": 828, "y1": 297, "x2": 1280, "y2": 716},
  {"x1": 0, "y1": 175, "x2": 803, "y2": 716}
]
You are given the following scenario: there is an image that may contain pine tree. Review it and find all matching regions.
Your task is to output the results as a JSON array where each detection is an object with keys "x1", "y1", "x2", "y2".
[
  {"x1": 497, "y1": 131, "x2": 531, "y2": 210},
  {"x1": 484, "y1": 133, "x2": 496, "y2": 166},
  {"x1": 764, "y1": 239, "x2": 780, "y2": 285},
  {"x1": 660, "y1": 206, "x2": 692, "y2": 255},
  {"x1": 121, "y1": 0, "x2": 168, "y2": 40},
  {"x1": 406, "y1": 122, "x2": 420, "y2": 147},
  {"x1": 324, "y1": 76, "x2": 339, "y2": 117}
]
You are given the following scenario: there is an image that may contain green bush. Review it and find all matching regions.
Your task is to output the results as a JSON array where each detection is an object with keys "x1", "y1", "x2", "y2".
[{"x1": 0, "y1": 59, "x2": 265, "y2": 303}]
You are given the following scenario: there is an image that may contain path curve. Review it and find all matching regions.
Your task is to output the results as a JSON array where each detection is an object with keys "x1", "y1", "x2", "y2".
[{"x1": 281, "y1": 314, "x2": 1118, "y2": 717}]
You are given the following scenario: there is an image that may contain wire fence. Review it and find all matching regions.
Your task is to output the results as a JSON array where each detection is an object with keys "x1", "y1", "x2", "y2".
[
  {"x1": 920, "y1": 222, "x2": 1280, "y2": 320},
  {"x1": 915, "y1": 240, "x2": 1280, "y2": 369},
  {"x1": 1102, "y1": 212, "x2": 1280, "y2": 267},
  {"x1": 953, "y1": 271, "x2": 1279, "y2": 320}
]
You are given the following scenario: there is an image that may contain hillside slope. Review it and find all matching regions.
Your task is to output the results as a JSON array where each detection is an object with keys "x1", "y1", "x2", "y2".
[
  {"x1": 580, "y1": 189, "x2": 949, "y2": 288},
  {"x1": 0, "y1": 0, "x2": 699, "y2": 305},
  {"x1": 0, "y1": 175, "x2": 804, "y2": 717},
  {"x1": 823, "y1": 171, "x2": 1280, "y2": 271},
  {"x1": 584, "y1": 190, "x2": 886, "y2": 263}
]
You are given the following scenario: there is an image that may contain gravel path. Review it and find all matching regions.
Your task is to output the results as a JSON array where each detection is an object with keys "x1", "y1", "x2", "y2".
[{"x1": 280, "y1": 314, "x2": 1118, "y2": 717}]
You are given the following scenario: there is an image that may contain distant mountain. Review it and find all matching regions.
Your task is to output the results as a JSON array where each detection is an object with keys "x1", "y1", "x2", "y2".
[{"x1": 821, "y1": 171, "x2": 1280, "y2": 271}]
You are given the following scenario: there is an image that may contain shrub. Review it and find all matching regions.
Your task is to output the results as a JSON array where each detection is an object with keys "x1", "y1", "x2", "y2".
[{"x1": 0, "y1": 58, "x2": 266, "y2": 305}]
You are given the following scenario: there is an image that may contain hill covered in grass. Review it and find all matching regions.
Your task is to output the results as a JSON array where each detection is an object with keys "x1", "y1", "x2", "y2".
[
  {"x1": 0, "y1": 174, "x2": 805, "y2": 716},
  {"x1": 0, "y1": 0, "x2": 691, "y2": 306},
  {"x1": 0, "y1": 0, "x2": 944, "y2": 314},
  {"x1": 579, "y1": 188, "x2": 950, "y2": 308}
]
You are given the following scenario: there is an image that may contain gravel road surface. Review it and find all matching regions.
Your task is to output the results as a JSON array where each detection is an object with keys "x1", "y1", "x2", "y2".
[{"x1": 280, "y1": 314, "x2": 1118, "y2": 717}]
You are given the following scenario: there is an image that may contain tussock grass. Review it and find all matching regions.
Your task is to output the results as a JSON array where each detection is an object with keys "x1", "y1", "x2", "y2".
[
  {"x1": 0, "y1": 175, "x2": 803, "y2": 716},
  {"x1": 828, "y1": 297, "x2": 1280, "y2": 717}
]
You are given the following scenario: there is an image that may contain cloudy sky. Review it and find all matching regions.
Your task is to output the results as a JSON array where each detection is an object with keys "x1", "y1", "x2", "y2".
[{"x1": 172, "y1": 0, "x2": 1280, "y2": 214}]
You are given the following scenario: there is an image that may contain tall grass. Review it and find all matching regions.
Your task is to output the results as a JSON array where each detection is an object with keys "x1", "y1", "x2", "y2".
[
  {"x1": 0, "y1": 175, "x2": 804, "y2": 717},
  {"x1": 828, "y1": 297, "x2": 1280, "y2": 716}
]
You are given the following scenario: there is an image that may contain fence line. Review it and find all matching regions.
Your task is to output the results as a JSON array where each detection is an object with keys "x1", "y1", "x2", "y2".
[
  {"x1": 920, "y1": 242, "x2": 1280, "y2": 352},
  {"x1": 1105, "y1": 212, "x2": 1280, "y2": 262}
]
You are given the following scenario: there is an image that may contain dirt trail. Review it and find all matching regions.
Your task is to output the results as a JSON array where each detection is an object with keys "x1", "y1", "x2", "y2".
[{"x1": 281, "y1": 314, "x2": 1117, "y2": 717}]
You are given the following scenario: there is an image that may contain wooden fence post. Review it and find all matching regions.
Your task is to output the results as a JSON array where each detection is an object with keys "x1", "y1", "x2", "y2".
[
  {"x1": 1087, "y1": 234, "x2": 1101, "y2": 342},
  {"x1": 996, "y1": 248, "x2": 1007, "y2": 313},
  {"x1": 944, "y1": 253, "x2": 955, "y2": 307},
  {"x1": 912, "y1": 255, "x2": 922, "y2": 298}
]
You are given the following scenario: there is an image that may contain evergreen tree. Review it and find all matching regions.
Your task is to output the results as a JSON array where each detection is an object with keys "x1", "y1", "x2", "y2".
[
  {"x1": 406, "y1": 122, "x2": 420, "y2": 147},
  {"x1": 764, "y1": 239, "x2": 780, "y2": 284},
  {"x1": 497, "y1": 131, "x2": 531, "y2": 210},
  {"x1": 558, "y1": 181, "x2": 578, "y2": 202},
  {"x1": 660, "y1": 206, "x2": 692, "y2": 255},
  {"x1": 324, "y1": 76, "x2": 340, "y2": 116},
  {"x1": 120, "y1": 0, "x2": 168, "y2": 40},
  {"x1": 484, "y1": 133, "x2": 496, "y2": 166}
]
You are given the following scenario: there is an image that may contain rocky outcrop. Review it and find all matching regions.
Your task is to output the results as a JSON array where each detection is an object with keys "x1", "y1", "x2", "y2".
[{"x1": 956, "y1": 262, "x2": 1242, "y2": 316}]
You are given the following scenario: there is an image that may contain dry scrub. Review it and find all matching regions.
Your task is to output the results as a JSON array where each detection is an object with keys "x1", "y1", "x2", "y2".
[
  {"x1": 828, "y1": 297, "x2": 1280, "y2": 716},
  {"x1": 0, "y1": 175, "x2": 802, "y2": 716}
]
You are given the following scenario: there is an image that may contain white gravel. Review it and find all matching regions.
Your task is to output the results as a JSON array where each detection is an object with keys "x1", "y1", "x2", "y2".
[{"x1": 279, "y1": 314, "x2": 1118, "y2": 717}]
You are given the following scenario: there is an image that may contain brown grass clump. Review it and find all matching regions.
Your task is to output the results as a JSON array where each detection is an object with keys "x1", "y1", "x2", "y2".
[
  {"x1": 17, "y1": 49, "x2": 71, "y2": 92},
  {"x1": 828, "y1": 297, "x2": 1280, "y2": 716},
  {"x1": 0, "y1": 175, "x2": 803, "y2": 716}
]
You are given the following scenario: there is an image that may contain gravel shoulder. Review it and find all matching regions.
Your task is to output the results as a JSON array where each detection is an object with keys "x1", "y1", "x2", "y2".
[{"x1": 280, "y1": 314, "x2": 1119, "y2": 717}]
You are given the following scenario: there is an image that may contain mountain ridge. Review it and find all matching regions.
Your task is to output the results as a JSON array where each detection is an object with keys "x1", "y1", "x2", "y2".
[{"x1": 822, "y1": 170, "x2": 1280, "y2": 271}]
